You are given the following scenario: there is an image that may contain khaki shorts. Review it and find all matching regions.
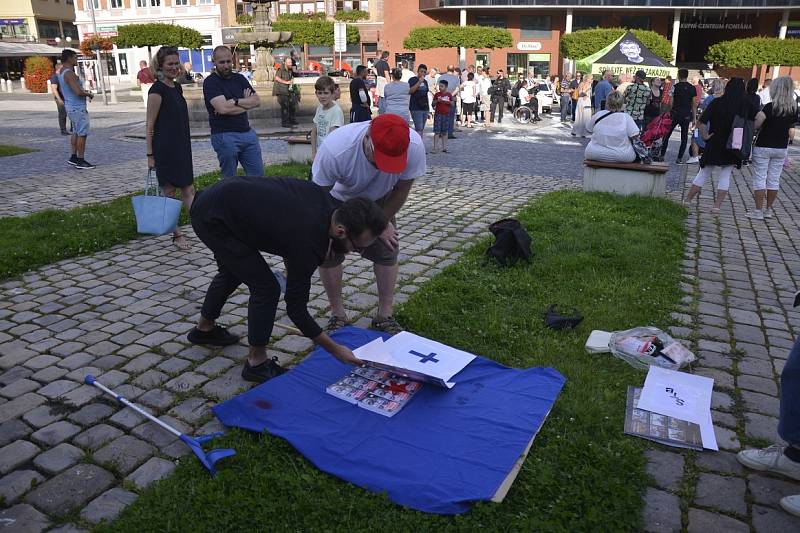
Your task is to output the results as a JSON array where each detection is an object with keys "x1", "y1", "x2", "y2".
[{"x1": 321, "y1": 195, "x2": 399, "y2": 268}]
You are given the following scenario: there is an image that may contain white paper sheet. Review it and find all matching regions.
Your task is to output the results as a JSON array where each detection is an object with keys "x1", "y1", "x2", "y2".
[
  {"x1": 353, "y1": 332, "x2": 476, "y2": 388},
  {"x1": 637, "y1": 366, "x2": 718, "y2": 450}
]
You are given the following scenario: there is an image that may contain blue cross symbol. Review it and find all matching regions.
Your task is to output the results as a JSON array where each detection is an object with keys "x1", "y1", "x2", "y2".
[{"x1": 409, "y1": 350, "x2": 439, "y2": 364}]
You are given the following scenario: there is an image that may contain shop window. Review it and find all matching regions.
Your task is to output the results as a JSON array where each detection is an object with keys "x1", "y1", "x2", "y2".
[
  {"x1": 118, "y1": 53, "x2": 129, "y2": 75},
  {"x1": 520, "y1": 16, "x2": 551, "y2": 40},
  {"x1": 104, "y1": 54, "x2": 117, "y2": 76},
  {"x1": 621, "y1": 16, "x2": 650, "y2": 30},
  {"x1": 507, "y1": 53, "x2": 550, "y2": 79},
  {"x1": 475, "y1": 15, "x2": 507, "y2": 29}
]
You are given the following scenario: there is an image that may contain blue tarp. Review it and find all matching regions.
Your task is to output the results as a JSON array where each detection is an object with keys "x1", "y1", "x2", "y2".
[{"x1": 213, "y1": 327, "x2": 566, "y2": 514}]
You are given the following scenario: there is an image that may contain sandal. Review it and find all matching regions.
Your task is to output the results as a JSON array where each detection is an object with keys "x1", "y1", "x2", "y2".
[
  {"x1": 325, "y1": 315, "x2": 351, "y2": 332},
  {"x1": 173, "y1": 233, "x2": 191, "y2": 251}
]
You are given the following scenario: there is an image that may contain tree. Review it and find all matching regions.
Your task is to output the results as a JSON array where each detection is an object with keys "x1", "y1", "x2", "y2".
[
  {"x1": 114, "y1": 23, "x2": 204, "y2": 50},
  {"x1": 273, "y1": 14, "x2": 360, "y2": 46},
  {"x1": 236, "y1": 14, "x2": 254, "y2": 26},
  {"x1": 560, "y1": 28, "x2": 673, "y2": 62},
  {"x1": 706, "y1": 37, "x2": 800, "y2": 68},
  {"x1": 23, "y1": 57, "x2": 53, "y2": 93},
  {"x1": 403, "y1": 25, "x2": 513, "y2": 50}
]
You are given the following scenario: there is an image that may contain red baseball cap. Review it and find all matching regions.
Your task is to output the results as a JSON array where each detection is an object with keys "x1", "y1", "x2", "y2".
[{"x1": 369, "y1": 114, "x2": 410, "y2": 173}]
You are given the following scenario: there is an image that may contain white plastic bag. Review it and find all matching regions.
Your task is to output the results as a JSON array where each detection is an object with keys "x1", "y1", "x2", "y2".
[{"x1": 609, "y1": 327, "x2": 695, "y2": 371}]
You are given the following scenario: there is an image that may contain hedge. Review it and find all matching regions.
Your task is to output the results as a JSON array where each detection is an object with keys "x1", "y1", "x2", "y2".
[
  {"x1": 334, "y1": 10, "x2": 369, "y2": 22},
  {"x1": 273, "y1": 17, "x2": 360, "y2": 46},
  {"x1": 115, "y1": 23, "x2": 203, "y2": 50},
  {"x1": 403, "y1": 25, "x2": 513, "y2": 50},
  {"x1": 23, "y1": 57, "x2": 53, "y2": 93},
  {"x1": 560, "y1": 28, "x2": 673, "y2": 62},
  {"x1": 706, "y1": 37, "x2": 800, "y2": 67}
]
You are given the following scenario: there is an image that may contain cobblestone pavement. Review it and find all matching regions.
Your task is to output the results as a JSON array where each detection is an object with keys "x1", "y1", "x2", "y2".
[
  {"x1": 0, "y1": 167, "x2": 573, "y2": 530},
  {"x1": 642, "y1": 157, "x2": 800, "y2": 532},
  {"x1": 0, "y1": 101, "x2": 289, "y2": 218},
  {"x1": 1, "y1": 102, "x2": 699, "y2": 218}
]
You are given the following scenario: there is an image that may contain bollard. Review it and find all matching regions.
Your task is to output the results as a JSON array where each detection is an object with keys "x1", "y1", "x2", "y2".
[
  {"x1": 0, "y1": 79, "x2": 5, "y2": 91},
  {"x1": 20, "y1": 77, "x2": 25, "y2": 90},
  {"x1": 7, "y1": 80, "x2": 13, "y2": 93},
  {"x1": 46, "y1": 79, "x2": 52, "y2": 93},
  {"x1": 110, "y1": 84, "x2": 118, "y2": 104}
]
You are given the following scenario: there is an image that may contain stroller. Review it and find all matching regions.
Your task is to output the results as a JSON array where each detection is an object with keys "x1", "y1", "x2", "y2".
[{"x1": 641, "y1": 112, "x2": 673, "y2": 163}]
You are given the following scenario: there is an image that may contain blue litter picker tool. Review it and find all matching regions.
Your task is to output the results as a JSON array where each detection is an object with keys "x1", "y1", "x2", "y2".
[{"x1": 85, "y1": 375, "x2": 235, "y2": 477}]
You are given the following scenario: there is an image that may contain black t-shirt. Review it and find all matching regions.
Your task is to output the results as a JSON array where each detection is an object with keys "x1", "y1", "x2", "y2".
[
  {"x1": 202, "y1": 72, "x2": 254, "y2": 134},
  {"x1": 408, "y1": 76, "x2": 429, "y2": 111},
  {"x1": 350, "y1": 77, "x2": 367, "y2": 108},
  {"x1": 755, "y1": 102, "x2": 797, "y2": 149},
  {"x1": 671, "y1": 81, "x2": 696, "y2": 118},
  {"x1": 196, "y1": 176, "x2": 335, "y2": 339},
  {"x1": 375, "y1": 58, "x2": 389, "y2": 79}
]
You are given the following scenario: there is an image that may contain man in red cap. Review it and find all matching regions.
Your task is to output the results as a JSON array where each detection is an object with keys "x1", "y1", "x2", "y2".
[{"x1": 312, "y1": 114, "x2": 427, "y2": 334}]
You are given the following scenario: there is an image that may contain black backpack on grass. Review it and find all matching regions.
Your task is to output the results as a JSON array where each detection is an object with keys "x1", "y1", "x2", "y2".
[{"x1": 486, "y1": 218, "x2": 532, "y2": 267}]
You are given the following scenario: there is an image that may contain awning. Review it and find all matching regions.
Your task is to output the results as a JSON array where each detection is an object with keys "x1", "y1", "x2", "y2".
[
  {"x1": 0, "y1": 42, "x2": 73, "y2": 58},
  {"x1": 576, "y1": 32, "x2": 678, "y2": 79}
]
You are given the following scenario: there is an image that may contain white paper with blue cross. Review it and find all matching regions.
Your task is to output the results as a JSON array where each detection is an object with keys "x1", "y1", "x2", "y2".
[{"x1": 353, "y1": 332, "x2": 476, "y2": 388}]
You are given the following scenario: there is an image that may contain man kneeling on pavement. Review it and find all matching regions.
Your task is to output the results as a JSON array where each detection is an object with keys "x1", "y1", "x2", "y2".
[{"x1": 186, "y1": 176, "x2": 387, "y2": 383}]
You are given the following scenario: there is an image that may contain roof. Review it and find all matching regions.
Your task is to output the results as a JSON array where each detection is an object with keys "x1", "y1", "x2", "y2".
[{"x1": 0, "y1": 42, "x2": 72, "y2": 57}]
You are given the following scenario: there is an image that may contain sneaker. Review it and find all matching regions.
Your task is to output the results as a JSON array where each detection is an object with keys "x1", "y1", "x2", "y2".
[
  {"x1": 370, "y1": 316, "x2": 404, "y2": 335},
  {"x1": 447, "y1": 135, "x2": 457, "y2": 139},
  {"x1": 67, "y1": 155, "x2": 79, "y2": 166},
  {"x1": 781, "y1": 494, "x2": 800, "y2": 517},
  {"x1": 61, "y1": 130, "x2": 70, "y2": 136},
  {"x1": 241, "y1": 356, "x2": 286, "y2": 384},
  {"x1": 746, "y1": 210, "x2": 764, "y2": 220},
  {"x1": 75, "y1": 159, "x2": 96, "y2": 169},
  {"x1": 686, "y1": 156, "x2": 700, "y2": 164},
  {"x1": 737, "y1": 445, "x2": 800, "y2": 481},
  {"x1": 676, "y1": 158, "x2": 685, "y2": 165},
  {"x1": 764, "y1": 208, "x2": 775, "y2": 219},
  {"x1": 187, "y1": 325, "x2": 240, "y2": 347},
  {"x1": 324, "y1": 315, "x2": 350, "y2": 332}
]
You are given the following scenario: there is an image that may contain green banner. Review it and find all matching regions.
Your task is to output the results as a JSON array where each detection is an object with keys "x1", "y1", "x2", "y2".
[{"x1": 590, "y1": 63, "x2": 678, "y2": 79}]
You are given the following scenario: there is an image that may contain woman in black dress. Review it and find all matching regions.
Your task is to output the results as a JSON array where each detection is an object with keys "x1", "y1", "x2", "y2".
[
  {"x1": 684, "y1": 78, "x2": 759, "y2": 213},
  {"x1": 145, "y1": 46, "x2": 194, "y2": 250}
]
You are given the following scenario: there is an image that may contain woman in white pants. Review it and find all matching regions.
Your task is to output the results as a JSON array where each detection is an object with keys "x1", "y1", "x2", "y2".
[
  {"x1": 746, "y1": 77, "x2": 798, "y2": 220},
  {"x1": 684, "y1": 78, "x2": 758, "y2": 213}
]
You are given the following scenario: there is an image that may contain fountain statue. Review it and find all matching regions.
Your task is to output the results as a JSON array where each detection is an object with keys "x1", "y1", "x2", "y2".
[{"x1": 234, "y1": 0, "x2": 293, "y2": 86}]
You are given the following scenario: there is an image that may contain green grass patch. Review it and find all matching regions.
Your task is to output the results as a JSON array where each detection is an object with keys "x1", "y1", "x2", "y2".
[
  {"x1": 101, "y1": 191, "x2": 686, "y2": 532},
  {"x1": 0, "y1": 144, "x2": 37, "y2": 157},
  {"x1": 0, "y1": 162, "x2": 310, "y2": 281}
]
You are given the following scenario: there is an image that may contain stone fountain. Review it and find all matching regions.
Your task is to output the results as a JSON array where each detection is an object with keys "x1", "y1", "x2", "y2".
[{"x1": 234, "y1": 0, "x2": 292, "y2": 86}]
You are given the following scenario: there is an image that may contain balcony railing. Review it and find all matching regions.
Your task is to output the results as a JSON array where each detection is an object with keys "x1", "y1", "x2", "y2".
[{"x1": 420, "y1": 0, "x2": 799, "y2": 9}]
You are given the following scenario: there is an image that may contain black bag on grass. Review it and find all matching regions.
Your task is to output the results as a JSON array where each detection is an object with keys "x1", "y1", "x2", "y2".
[{"x1": 486, "y1": 218, "x2": 532, "y2": 267}]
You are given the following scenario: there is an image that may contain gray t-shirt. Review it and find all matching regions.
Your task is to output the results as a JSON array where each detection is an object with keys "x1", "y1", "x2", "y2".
[
  {"x1": 383, "y1": 82, "x2": 410, "y2": 119},
  {"x1": 438, "y1": 73, "x2": 460, "y2": 96}
]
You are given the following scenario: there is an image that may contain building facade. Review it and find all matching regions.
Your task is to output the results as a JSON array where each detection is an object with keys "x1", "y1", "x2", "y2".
[
  {"x1": 0, "y1": 0, "x2": 79, "y2": 42},
  {"x1": 383, "y1": 1, "x2": 799, "y2": 80},
  {"x1": 73, "y1": 0, "x2": 238, "y2": 83}
]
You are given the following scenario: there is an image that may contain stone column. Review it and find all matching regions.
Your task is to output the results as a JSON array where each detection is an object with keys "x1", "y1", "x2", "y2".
[
  {"x1": 459, "y1": 9, "x2": 467, "y2": 69},
  {"x1": 565, "y1": 9, "x2": 573, "y2": 74},
  {"x1": 773, "y1": 9, "x2": 790, "y2": 79},
  {"x1": 671, "y1": 9, "x2": 681, "y2": 66}
]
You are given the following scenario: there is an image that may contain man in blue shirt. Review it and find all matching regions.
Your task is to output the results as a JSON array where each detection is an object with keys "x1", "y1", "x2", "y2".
[
  {"x1": 594, "y1": 70, "x2": 614, "y2": 111},
  {"x1": 203, "y1": 46, "x2": 264, "y2": 177},
  {"x1": 59, "y1": 49, "x2": 95, "y2": 169}
]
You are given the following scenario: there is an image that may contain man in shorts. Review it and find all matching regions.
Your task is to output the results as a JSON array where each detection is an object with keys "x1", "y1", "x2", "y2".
[
  {"x1": 59, "y1": 49, "x2": 95, "y2": 169},
  {"x1": 312, "y1": 114, "x2": 427, "y2": 334}
]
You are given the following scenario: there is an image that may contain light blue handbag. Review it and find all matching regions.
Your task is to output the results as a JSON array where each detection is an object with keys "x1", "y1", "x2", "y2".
[{"x1": 131, "y1": 169, "x2": 183, "y2": 235}]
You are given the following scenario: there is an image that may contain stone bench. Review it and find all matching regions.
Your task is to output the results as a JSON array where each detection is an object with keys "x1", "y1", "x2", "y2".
[
  {"x1": 287, "y1": 136, "x2": 312, "y2": 164},
  {"x1": 583, "y1": 160, "x2": 669, "y2": 197}
]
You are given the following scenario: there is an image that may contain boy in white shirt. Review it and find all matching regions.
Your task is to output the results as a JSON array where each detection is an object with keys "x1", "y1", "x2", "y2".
[{"x1": 311, "y1": 76, "x2": 345, "y2": 161}]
